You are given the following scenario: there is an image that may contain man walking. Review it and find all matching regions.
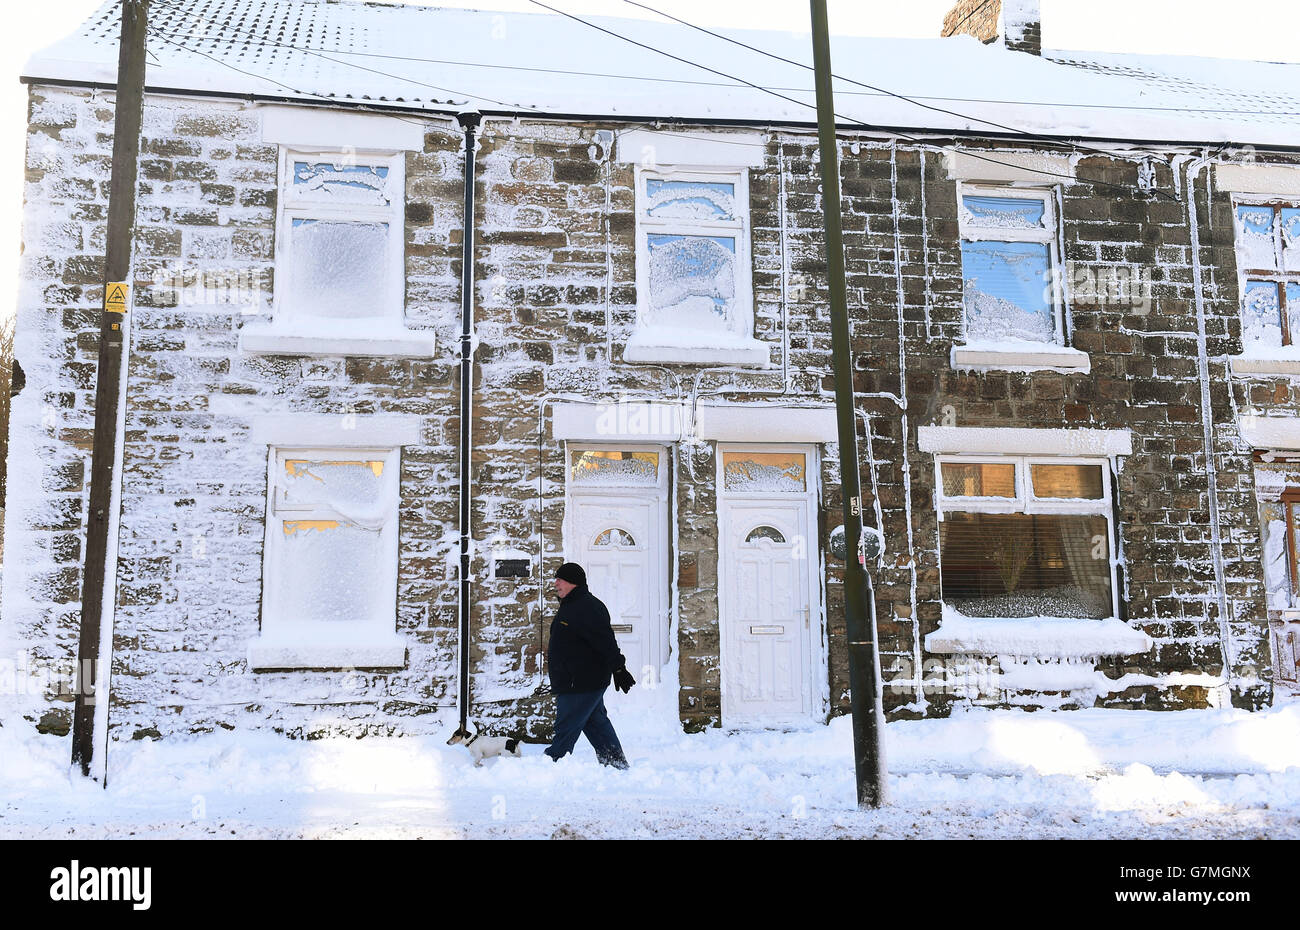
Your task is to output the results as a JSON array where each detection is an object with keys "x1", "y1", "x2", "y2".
[{"x1": 544, "y1": 562, "x2": 636, "y2": 768}]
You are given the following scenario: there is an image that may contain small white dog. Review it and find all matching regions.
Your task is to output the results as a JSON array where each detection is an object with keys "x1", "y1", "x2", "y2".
[{"x1": 446, "y1": 724, "x2": 523, "y2": 766}]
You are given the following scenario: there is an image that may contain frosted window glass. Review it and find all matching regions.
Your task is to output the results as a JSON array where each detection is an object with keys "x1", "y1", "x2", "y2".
[
  {"x1": 961, "y1": 195, "x2": 1046, "y2": 229},
  {"x1": 593, "y1": 528, "x2": 637, "y2": 547},
  {"x1": 287, "y1": 219, "x2": 389, "y2": 318},
  {"x1": 961, "y1": 240, "x2": 1054, "y2": 342},
  {"x1": 645, "y1": 179, "x2": 736, "y2": 221},
  {"x1": 1282, "y1": 208, "x2": 1300, "y2": 273},
  {"x1": 279, "y1": 521, "x2": 386, "y2": 624},
  {"x1": 645, "y1": 233, "x2": 736, "y2": 328},
  {"x1": 744, "y1": 525, "x2": 787, "y2": 544},
  {"x1": 292, "y1": 161, "x2": 391, "y2": 206},
  {"x1": 723, "y1": 452, "x2": 806, "y2": 492},
  {"x1": 1243, "y1": 280, "x2": 1284, "y2": 347},
  {"x1": 280, "y1": 460, "x2": 385, "y2": 511},
  {"x1": 570, "y1": 450, "x2": 660, "y2": 486},
  {"x1": 1236, "y1": 205, "x2": 1279, "y2": 272}
]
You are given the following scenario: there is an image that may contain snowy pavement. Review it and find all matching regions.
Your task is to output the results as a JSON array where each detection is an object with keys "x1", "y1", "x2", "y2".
[{"x1": 4, "y1": 705, "x2": 1300, "y2": 839}]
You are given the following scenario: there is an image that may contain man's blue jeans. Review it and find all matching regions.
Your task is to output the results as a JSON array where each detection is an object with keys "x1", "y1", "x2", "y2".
[{"x1": 545, "y1": 688, "x2": 628, "y2": 768}]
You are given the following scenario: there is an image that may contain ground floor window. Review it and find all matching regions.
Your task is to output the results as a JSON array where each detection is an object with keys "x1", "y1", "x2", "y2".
[
  {"x1": 250, "y1": 446, "x2": 403, "y2": 669},
  {"x1": 935, "y1": 456, "x2": 1116, "y2": 619}
]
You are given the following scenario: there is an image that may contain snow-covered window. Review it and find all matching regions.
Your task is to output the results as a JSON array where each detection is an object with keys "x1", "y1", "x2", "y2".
[
  {"x1": 1232, "y1": 201, "x2": 1300, "y2": 351},
  {"x1": 250, "y1": 447, "x2": 405, "y2": 670},
  {"x1": 1272, "y1": 488, "x2": 1300, "y2": 608},
  {"x1": 744, "y1": 525, "x2": 787, "y2": 544},
  {"x1": 624, "y1": 167, "x2": 767, "y2": 366},
  {"x1": 722, "y1": 450, "x2": 807, "y2": 493},
  {"x1": 958, "y1": 185, "x2": 1062, "y2": 346},
  {"x1": 593, "y1": 527, "x2": 638, "y2": 548},
  {"x1": 276, "y1": 149, "x2": 405, "y2": 328},
  {"x1": 569, "y1": 449, "x2": 661, "y2": 486},
  {"x1": 935, "y1": 455, "x2": 1117, "y2": 620}
]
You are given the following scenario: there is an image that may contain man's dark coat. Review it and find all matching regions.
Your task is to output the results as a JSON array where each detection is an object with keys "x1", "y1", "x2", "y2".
[{"x1": 548, "y1": 585, "x2": 626, "y2": 695}]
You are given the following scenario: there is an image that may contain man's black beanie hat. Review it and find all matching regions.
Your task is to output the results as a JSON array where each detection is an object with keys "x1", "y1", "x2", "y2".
[{"x1": 555, "y1": 562, "x2": 587, "y2": 587}]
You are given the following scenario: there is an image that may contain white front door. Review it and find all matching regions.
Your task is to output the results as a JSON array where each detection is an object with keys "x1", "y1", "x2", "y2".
[
  {"x1": 569, "y1": 497, "x2": 666, "y2": 678},
  {"x1": 718, "y1": 447, "x2": 820, "y2": 722},
  {"x1": 565, "y1": 447, "x2": 669, "y2": 687}
]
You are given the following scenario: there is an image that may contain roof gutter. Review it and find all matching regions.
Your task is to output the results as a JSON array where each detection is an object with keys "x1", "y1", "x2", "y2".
[{"x1": 455, "y1": 111, "x2": 481, "y2": 733}]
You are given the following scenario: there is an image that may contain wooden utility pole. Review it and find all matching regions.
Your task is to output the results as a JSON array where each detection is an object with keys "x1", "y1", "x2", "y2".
[
  {"x1": 71, "y1": 0, "x2": 147, "y2": 781},
  {"x1": 809, "y1": 0, "x2": 887, "y2": 808}
]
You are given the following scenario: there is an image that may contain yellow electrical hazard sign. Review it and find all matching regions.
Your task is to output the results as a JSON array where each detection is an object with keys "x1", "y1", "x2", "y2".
[{"x1": 104, "y1": 282, "x2": 129, "y2": 314}]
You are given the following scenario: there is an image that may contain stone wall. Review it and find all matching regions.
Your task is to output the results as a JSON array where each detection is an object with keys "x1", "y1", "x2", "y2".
[
  {"x1": 4, "y1": 88, "x2": 469, "y2": 740},
  {"x1": 3, "y1": 86, "x2": 1284, "y2": 746},
  {"x1": 841, "y1": 146, "x2": 1274, "y2": 713},
  {"x1": 465, "y1": 122, "x2": 839, "y2": 734}
]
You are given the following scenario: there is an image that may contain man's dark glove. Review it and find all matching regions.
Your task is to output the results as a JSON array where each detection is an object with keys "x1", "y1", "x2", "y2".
[{"x1": 612, "y1": 666, "x2": 636, "y2": 694}]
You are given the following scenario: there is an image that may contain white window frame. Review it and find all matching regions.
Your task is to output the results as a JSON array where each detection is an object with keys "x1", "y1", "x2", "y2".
[
  {"x1": 934, "y1": 453, "x2": 1119, "y2": 621},
  {"x1": 956, "y1": 182, "x2": 1065, "y2": 347},
  {"x1": 625, "y1": 164, "x2": 766, "y2": 366},
  {"x1": 250, "y1": 445, "x2": 404, "y2": 670},
  {"x1": 240, "y1": 146, "x2": 436, "y2": 358},
  {"x1": 275, "y1": 147, "x2": 406, "y2": 327}
]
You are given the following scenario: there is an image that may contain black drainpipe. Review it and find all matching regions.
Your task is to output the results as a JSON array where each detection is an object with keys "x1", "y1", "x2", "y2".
[{"x1": 457, "y1": 112, "x2": 481, "y2": 732}]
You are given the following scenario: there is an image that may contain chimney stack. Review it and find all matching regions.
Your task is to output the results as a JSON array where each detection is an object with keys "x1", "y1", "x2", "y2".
[{"x1": 941, "y1": 0, "x2": 1042, "y2": 56}]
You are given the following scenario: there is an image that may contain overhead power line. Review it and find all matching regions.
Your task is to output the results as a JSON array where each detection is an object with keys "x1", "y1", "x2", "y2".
[
  {"x1": 142, "y1": 0, "x2": 1219, "y2": 200},
  {"x1": 134, "y1": 0, "x2": 1297, "y2": 118},
  {"x1": 143, "y1": 26, "x2": 460, "y2": 136},
  {"x1": 145, "y1": 22, "x2": 755, "y2": 152},
  {"x1": 147, "y1": 0, "x2": 547, "y2": 113},
  {"x1": 528, "y1": 0, "x2": 1179, "y2": 200},
  {"x1": 620, "y1": 0, "x2": 1182, "y2": 178}
]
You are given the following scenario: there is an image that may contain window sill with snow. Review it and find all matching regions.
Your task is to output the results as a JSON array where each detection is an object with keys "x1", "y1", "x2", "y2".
[
  {"x1": 239, "y1": 322, "x2": 438, "y2": 359},
  {"x1": 925, "y1": 605, "x2": 1154, "y2": 659},
  {"x1": 247, "y1": 625, "x2": 407, "y2": 671},
  {"x1": 950, "y1": 340, "x2": 1090, "y2": 374},
  {"x1": 1230, "y1": 346, "x2": 1300, "y2": 377},
  {"x1": 623, "y1": 328, "x2": 770, "y2": 367}
]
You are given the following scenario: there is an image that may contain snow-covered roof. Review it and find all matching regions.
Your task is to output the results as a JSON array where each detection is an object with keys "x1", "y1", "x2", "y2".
[
  {"x1": 1048, "y1": 49, "x2": 1300, "y2": 142},
  {"x1": 22, "y1": 0, "x2": 1300, "y2": 148}
]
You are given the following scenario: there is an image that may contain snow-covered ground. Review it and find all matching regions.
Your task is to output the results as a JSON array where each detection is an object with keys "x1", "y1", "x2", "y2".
[{"x1": 4, "y1": 703, "x2": 1300, "y2": 839}]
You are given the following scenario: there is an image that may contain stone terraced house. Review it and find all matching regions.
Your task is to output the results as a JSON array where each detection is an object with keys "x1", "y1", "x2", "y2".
[{"x1": 6, "y1": 0, "x2": 1300, "y2": 751}]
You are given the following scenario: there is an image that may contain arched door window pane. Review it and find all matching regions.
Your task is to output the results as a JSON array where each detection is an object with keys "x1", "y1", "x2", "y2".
[
  {"x1": 593, "y1": 527, "x2": 637, "y2": 548},
  {"x1": 744, "y1": 525, "x2": 786, "y2": 544}
]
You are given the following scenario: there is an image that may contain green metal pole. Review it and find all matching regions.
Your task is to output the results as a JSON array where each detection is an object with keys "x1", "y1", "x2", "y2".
[{"x1": 809, "y1": 0, "x2": 886, "y2": 808}]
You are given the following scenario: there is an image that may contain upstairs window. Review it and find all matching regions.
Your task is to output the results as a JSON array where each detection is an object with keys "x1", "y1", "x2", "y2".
[
  {"x1": 1233, "y1": 201, "x2": 1300, "y2": 350},
  {"x1": 625, "y1": 166, "x2": 766, "y2": 366},
  {"x1": 276, "y1": 149, "x2": 405, "y2": 328},
  {"x1": 958, "y1": 185, "x2": 1061, "y2": 345}
]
